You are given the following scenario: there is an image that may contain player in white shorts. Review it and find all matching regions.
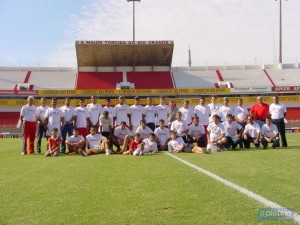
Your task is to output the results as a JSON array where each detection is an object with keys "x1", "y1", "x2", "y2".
[
  {"x1": 129, "y1": 96, "x2": 145, "y2": 132},
  {"x1": 86, "y1": 95, "x2": 102, "y2": 131},
  {"x1": 114, "y1": 96, "x2": 130, "y2": 127}
]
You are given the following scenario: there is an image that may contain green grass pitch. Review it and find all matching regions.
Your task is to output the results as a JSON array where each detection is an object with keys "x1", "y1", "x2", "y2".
[{"x1": 0, "y1": 133, "x2": 299, "y2": 225}]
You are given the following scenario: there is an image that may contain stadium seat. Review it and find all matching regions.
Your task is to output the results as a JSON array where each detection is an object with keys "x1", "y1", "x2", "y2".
[
  {"x1": 126, "y1": 72, "x2": 174, "y2": 89},
  {"x1": 76, "y1": 72, "x2": 123, "y2": 89}
]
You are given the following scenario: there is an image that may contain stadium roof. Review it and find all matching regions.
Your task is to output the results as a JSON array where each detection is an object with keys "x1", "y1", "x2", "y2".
[{"x1": 75, "y1": 40, "x2": 174, "y2": 68}]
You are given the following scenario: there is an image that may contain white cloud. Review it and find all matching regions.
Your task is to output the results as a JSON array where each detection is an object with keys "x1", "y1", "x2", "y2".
[{"x1": 48, "y1": 0, "x2": 300, "y2": 67}]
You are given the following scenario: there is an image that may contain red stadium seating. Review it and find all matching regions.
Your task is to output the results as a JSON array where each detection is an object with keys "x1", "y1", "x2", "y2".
[
  {"x1": 0, "y1": 112, "x2": 19, "y2": 126},
  {"x1": 127, "y1": 72, "x2": 174, "y2": 89},
  {"x1": 76, "y1": 72, "x2": 123, "y2": 89}
]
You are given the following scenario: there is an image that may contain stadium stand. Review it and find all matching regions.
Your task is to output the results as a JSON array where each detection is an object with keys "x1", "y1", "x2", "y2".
[
  {"x1": 76, "y1": 72, "x2": 123, "y2": 89},
  {"x1": 219, "y1": 69, "x2": 272, "y2": 87},
  {"x1": 127, "y1": 72, "x2": 174, "y2": 89},
  {"x1": 171, "y1": 70, "x2": 218, "y2": 88},
  {"x1": 266, "y1": 69, "x2": 300, "y2": 86},
  {"x1": 0, "y1": 71, "x2": 26, "y2": 89},
  {"x1": 30, "y1": 71, "x2": 77, "y2": 90},
  {"x1": 0, "y1": 112, "x2": 19, "y2": 127}
]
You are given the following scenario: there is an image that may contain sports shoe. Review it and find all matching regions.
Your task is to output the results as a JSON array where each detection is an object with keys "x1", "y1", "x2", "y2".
[
  {"x1": 79, "y1": 149, "x2": 87, "y2": 157},
  {"x1": 21, "y1": 152, "x2": 27, "y2": 155},
  {"x1": 105, "y1": 150, "x2": 111, "y2": 155},
  {"x1": 139, "y1": 152, "x2": 144, "y2": 156}
]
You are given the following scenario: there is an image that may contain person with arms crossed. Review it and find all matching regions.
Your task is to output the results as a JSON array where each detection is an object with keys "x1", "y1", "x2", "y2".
[
  {"x1": 20, "y1": 96, "x2": 38, "y2": 155},
  {"x1": 144, "y1": 97, "x2": 156, "y2": 131},
  {"x1": 36, "y1": 97, "x2": 48, "y2": 153},
  {"x1": 86, "y1": 95, "x2": 102, "y2": 131},
  {"x1": 250, "y1": 96, "x2": 269, "y2": 127},
  {"x1": 260, "y1": 116, "x2": 280, "y2": 149},
  {"x1": 60, "y1": 97, "x2": 77, "y2": 154},
  {"x1": 129, "y1": 96, "x2": 145, "y2": 133},
  {"x1": 269, "y1": 96, "x2": 287, "y2": 147}
]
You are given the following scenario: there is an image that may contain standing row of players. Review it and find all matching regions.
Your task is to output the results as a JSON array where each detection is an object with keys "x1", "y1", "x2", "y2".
[{"x1": 20, "y1": 95, "x2": 288, "y2": 155}]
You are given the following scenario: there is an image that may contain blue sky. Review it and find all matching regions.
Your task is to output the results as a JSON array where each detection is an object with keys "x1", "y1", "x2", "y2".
[{"x1": 0, "y1": 0, "x2": 299, "y2": 67}]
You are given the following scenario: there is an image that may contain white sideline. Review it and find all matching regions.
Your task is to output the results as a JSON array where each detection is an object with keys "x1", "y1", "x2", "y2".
[{"x1": 166, "y1": 152, "x2": 300, "y2": 224}]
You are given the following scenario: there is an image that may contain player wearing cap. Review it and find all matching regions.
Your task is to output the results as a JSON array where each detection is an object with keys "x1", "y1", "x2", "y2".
[{"x1": 20, "y1": 96, "x2": 38, "y2": 155}]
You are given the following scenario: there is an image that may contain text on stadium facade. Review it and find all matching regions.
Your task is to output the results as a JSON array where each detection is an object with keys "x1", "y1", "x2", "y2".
[{"x1": 76, "y1": 40, "x2": 174, "y2": 45}]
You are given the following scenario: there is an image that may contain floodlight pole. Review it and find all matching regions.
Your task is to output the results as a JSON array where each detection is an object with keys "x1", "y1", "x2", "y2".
[
  {"x1": 127, "y1": 0, "x2": 141, "y2": 42},
  {"x1": 276, "y1": 0, "x2": 287, "y2": 66}
]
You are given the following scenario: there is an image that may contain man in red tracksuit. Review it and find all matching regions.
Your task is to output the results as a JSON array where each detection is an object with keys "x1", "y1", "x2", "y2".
[{"x1": 20, "y1": 96, "x2": 38, "y2": 155}]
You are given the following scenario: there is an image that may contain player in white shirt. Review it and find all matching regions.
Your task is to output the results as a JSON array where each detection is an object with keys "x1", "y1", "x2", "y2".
[
  {"x1": 86, "y1": 95, "x2": 102, "y2": 131},
  {"x1": 135, "y1": 120, "x2": 153, "y2": 140},
  {"x1": 154, "y1": 119, "x2": 170, "y2": 150},
  {"x1": 155, "y1": 96, "x2": 170, "y2": 127},
  {"x1": 194, "y1": 97, "x2": 211, "y2": 128},
  {"x1": 65, "y1": 128, "x2": 86, "y2": 154},
  {"x1": 44, "y1": 97, "x2": 64, "y2": 138},
  {"x1": 79, "y1": 127, "x2": 111, "y2": 156},
  {"x1": 144, "y1": 97, "x2": 157, "y2": 131},
  {"x1": 170, "y1": 112, "x2": 188, "y2": 142},
  {"x1": 75, "y1": 98, "x2": 90, "y2": 139},
  {"x1": 207, "y1": 96, "x2": 222, "y2": 123},
  {"x1": 114, "y1": 96, "x2": 130, "y2": 127},
  {"x1": 260, "y1": 117, "x2": 280, "y2": 149},
  {"x1": 113, "y1": 121, "x2": 133, "y2": 152},
  {"x1": 60, "y1": 97, "x2": 77, "y2": 154},
  {"x1": 168, "y1": 131, "x2": 186, "y2": 153},
  {"x1": 269, "y1": 96, "x2": 287, "y2": 147},
  {"x1": 36, "y1": 97, "x2": 48, "y2": 153},
  {"x1": 187, "y1": 116, "x2": 206, "y2": 148},
  {"x1": 20, "y1": 96, "x2": 38, "y2": 155},
  {"x1": 243, "y1": 115, "x2": 261, "y2": 149},
  {"x1": 101, "y1": 98, "x2": 115, "y2": 119},
  {"x1": 233, "y1": 98, "x2": 248, "y2": 128},
  {"x1": 141, "y1": 133, "x2": 158, "y2": 154},
  {"x1": 129, "y1": 96, "x2": 145, "y2": 132},
  {"x1": 218, "y1": 97, "x2": 233, "y2": 122},
  {"x1": 99, "y1": 111, "x2": 113, "y2": 137},
  {"x1": 222, "y1": 114, "x2": 244, "y2": 150},
  {"x1": 178, "y1": 100, "x2": 194, "y2": 125},
  {"x1": 207, "y1": 115, "x2": 226, "y2": 152}
]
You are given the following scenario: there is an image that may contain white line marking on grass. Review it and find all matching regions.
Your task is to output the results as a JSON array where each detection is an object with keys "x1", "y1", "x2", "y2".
[{"x1": 166, "y1": 152, "x2": 300, "y2": 224}]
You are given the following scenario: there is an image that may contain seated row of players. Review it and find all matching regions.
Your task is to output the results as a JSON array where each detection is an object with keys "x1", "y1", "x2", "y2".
[{"x1": 20, "y1": 94, "x2": 286, "y2": 155}]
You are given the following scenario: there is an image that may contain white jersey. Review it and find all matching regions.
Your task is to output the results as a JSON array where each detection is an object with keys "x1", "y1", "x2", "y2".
[
  {"x1": 178, "y1": 107, "x2": 194, "y2": 124},
  {"x1": 114, "y1": 126, "x2": 132, "y2": 141},
  {"x1": 67, "y1": 134, "x2": 84, "y2": 143},
  {"x1": 154, "y1": 127, "x2": 170, "y2": 146},
  {"x1": 194, "y1": 105, "x2": 211, "y2": 125},
  {"x1": 142, "y1": 138, "x2": 158, "y2": 153},
  {"x1": 222, "y1": 121, "x2": 242, "y2": 138},
  {"x1": 218, "y1": 106, "x2": 233, "y2": 122},
  {"x1": 60, "y1": 105, "x2": 76, "y2": 124},
  {"x1": 144, "y1": 105, "x2": 156, "y2": 123},
  {"x1": 20, "y1": 104, "x2": 37, "y2": 122},
  {"x1": 99, "y1": 116, "x2": 113, "y2": 132},
  {"x1": 207, "y1": 122, "x2": 225, "y2": 142},
  {"x1": 130, "y1": 105, "x2": 145, "y2": 126},
  {"x1": 170, "y1": 120, "x2": 188, "y2": 137},
  {"x1": 269, "y1": 103, "x2": 287, "y2": 120},
  {"x1": 114, "y1": 104, "x2": 130, "y2": 125},
  {"x1": 45, "y1": 107, "x2": 63, "y2": 126},
  {"x1": 86, "y1": 103, "x2": 102, "y2": 126},
  {"x1": 261, "y1": 123, "x2": 278, "y2": 138},
  {"x1": 36, "y1": 106, "x2": 48, "y2": 123},
  {"x1": 168, "y1": 137, "x2": 185, "y2": 151},
  {"x1": 207, "y1": 103, "x2": 222, "y2": 123},
  {"x1": 188, "y1": 124, "x2": 205, "y2": 137},
  {"x1": 244, "y1": 122, "x2": 261, "y2": 138},
  {"x1": 135, "y1": 126, "x2": 153, "y2": 140},
  {"x1": 75, "y1": 106, "x2": 89, "y2": 128},
  {"x1": 101, "y1": 106, "x2": 115, "y2": 118},
  {"x1": 86, "y1": 133, "x2": 105, "y2": 149},
  {"x1": 155, "y1": 104, "x2": 170, "y2": 124},
  {"x1": 233, "y1": 106, "x2": 248, "y2": 121}
]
